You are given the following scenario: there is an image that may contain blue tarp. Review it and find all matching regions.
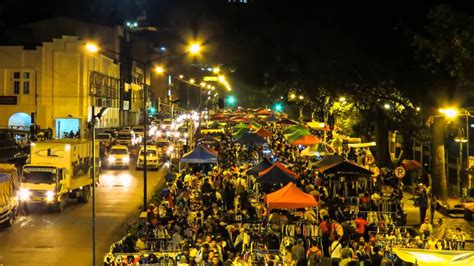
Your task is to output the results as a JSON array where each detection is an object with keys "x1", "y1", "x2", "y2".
[
  {"x1": 247, "y1": 158, "x2": 273, "y2": 176},
  {"x1": 235, "y1": 132, "x2": 267, "y2": 144},
  {"x1": 180, "y1": 145, "x2": 218, "y2": 164},
  {"x1": 256, "y1": 164, "x2": 297, "y2": 184}
]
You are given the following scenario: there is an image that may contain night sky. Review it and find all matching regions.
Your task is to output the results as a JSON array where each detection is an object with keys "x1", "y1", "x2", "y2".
[{"x1": 2, "y1": 0, "x2": 474, "y2": 107}]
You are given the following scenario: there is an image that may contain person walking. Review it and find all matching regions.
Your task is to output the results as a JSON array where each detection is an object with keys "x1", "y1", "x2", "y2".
[{"x1": 417, "y1": 184, "x2": 428, "y2": 224}]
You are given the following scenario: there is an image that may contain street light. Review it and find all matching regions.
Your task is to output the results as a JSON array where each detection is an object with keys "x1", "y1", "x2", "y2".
[
  {"x1": 439, "y1": 108, "x2": 458, "y2": 119},
  {"x1": 188, "y1": 43, "x2": 201, "y2": 55},
  {"x1": 213, "y1": 67, "x2": 220, "y2": 74},
  {"x1": 290, "y1": 93, "x2": 296, "y2": 100},
  {"x1": 189, "y1": 78, "x2": 195, "y2": 84},
  {"x1": 384, "y1": 103, "x2": 391, "y2": 109},
  {"x1": 339, "y1": 96, "x2": 346, "y2": 102},
  {"x1": 298, "y1": 95, "x2": 304, "y2": 100},
  {"x1": 85, "y1": 43, "x2": 99, "y2": 53},
  {"x1": 155, "y1": 66, "x2": 165, "y2": 74},
  {"x1": 179, "y1": 74, "x2": 184, "y2": 79}
]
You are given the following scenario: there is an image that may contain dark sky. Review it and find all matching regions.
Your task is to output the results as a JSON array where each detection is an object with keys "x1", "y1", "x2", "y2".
[{"x1": 2, "y1": 0, "x2": 474, "y2": 105}]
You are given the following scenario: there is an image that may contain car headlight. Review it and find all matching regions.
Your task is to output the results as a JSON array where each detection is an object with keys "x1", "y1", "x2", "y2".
[
  {"x1": 46, "y1": 190, "x2": 55, "y2": 202},
  {"x1": 19, "y1": 188, "x2": 30, "y2": 201},
  {"x1": 123, "y1": 156, "x2": 130, "y2": 163},
  {"x1": 108, "y1": 156, "x2": 116, "y2": 163}
]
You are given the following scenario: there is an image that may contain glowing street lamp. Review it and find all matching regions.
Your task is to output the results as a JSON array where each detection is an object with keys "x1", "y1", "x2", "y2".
[
  {"x1": 290, "y1": 93, "x2": 296, "y2": 100},
  {"x1": 189, "y1": 78, "x2": 195, "y2": 84},
  {"x1": 298, "y1": 95, "x2": 304, "y2": 100},
  {"x1": 213, "y1": 67, "x2": 220, "y2": 74},
  {"x1": 154, "y1": 66, "x2": 165, "y2": 74},
  {"x1": 85, "y1": 43, "x2": 99, "y2": 53},
  {"x1": 179, "y1": 74, "x2": 184, "y2": 79},
  {"x1": 200, "y1": 82, "x2": 207, "y2": 87},
  {"x1": 339, "y1": 97, "x2": 346, "y2": 102},
  {"x1": 384, "y1": 103, "x2": 391, "y2": 110},
  {"x1": 439, "y1": 108, "x2": 458, "y2": 119},
  {"x1": 188, "y1": 43, "x2": 201, "y2": 55}
]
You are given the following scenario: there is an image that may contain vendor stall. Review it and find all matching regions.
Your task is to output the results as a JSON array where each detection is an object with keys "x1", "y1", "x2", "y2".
[
  {"x1": 265, "y1": 182, "x2": 318, "y2": 209},
  {"x1": 179, "y1": 144, "x2": 218, "y2": 164},
  {"x1": 257, "y1": 162, "x2": 298, "y2": 184},
  {"x1": 247, "y1": 158, "x2": 273, "y2": 176}
]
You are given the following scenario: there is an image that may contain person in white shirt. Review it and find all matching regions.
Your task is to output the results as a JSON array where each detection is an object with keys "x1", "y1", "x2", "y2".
[{"x1": 329, "y1": 236, "x2": 342, "y2": 266}]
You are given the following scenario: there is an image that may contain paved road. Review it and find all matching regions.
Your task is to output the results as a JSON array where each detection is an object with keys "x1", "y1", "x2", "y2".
[{"x1": 0, "y1": 161, "x2": 165, "y2": 266}]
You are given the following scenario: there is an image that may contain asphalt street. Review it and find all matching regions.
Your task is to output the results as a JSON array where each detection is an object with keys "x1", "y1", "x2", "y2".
[{"x1": 0, "y1": 160, "x2": 165, "y2": 266}]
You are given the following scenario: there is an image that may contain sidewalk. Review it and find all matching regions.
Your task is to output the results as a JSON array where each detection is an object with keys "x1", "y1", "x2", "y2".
[{"x1": 401, "y1": 192, "x2": 474, "y2": 245}]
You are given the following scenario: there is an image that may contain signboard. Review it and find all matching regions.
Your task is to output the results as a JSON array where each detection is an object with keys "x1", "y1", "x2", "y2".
[
  {"x1": 203, "y1": 76, "x2": 219, "y2": 81},
  {"x1": 394, "y1": 166, "x2": 406, "y2": 179},
  {"x1": 365, "y1": 155, "x2": 375, "y2": 165},
  {"x1": 0, "y1": 96, "x2": 17, "y2": 105},
  {"x1": 123, "y1": 101, "x2": 130, "y2": 111}
]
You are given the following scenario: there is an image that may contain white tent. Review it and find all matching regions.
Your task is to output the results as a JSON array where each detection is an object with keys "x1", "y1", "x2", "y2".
[{"x1": 301, "y1": 143, "x2": 335, "y2": 157}]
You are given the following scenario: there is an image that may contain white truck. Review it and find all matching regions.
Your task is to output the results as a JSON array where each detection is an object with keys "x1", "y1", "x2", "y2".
[
  {"x1": 0, "y1": 163, "x2": 19, "y2": 227},
  {"x1": 19, "y1": 139, "x2": 99, "y2": 212}
]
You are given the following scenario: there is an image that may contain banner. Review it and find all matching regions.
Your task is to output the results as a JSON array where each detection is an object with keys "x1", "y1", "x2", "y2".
[{"x1": 393, "y1": 248, "x2": 474, "y2": 266}]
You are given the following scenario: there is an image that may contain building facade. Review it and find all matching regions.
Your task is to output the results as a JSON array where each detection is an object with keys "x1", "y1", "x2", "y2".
[{"x1": 0, "y1": 36, "x2": 120, "y2": 138}]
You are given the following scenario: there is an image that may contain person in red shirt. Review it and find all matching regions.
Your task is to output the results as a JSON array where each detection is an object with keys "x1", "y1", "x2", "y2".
[{"x1": 355, "y1": 214, "x2": 369, "y2": 241}]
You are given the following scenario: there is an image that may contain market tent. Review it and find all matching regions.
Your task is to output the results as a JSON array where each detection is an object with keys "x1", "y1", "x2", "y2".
[
  {"x1": 207, "y1": 121, "x2": 226, "y2": 129},
  {"x1": 232, "y1": 127, "x2": 250, "y2": 139},
  {"x1": 290, "y1": 134, "x2": 320, "y2": 146},
  {"x1": 198, "y1": 135, "x2": 220, "y2": 144},
  {"x1": 306, "y1": 121, "x2": 327, "y2": 130},
  {"x1": 256, "y1": 108, "x2": 272, "y2": 115},
  {"x1": 265, "y1": 182, "x2": 318, "y2": 209},
  {"x1": 285, "y1": 129, "x2": 310, "y2": 142},
  {"x1": 249, "y1": 121, "x2": 262, "y2": 130},
  {"x1": 180, "y1": 144, "x2": 218, "y2": 164},
  {"x1": 264, "y1": 115, "x2": 278, "y2": 122},
  {"x1": 257, "y1": 162, "x2": 298, "y2": 184},
  {"x1": 234, "y1": 122, "x2": 249, "y2": 129},
  {"x1": 247, "y1": 158, "x2": 273, "y2": 176},
  {"x1": 282, "y1": 124, "x2": 307, "y2": 135},
  {"x1": 235, "y1": 132, "x2": 267, "y2": 144},
  {"x1": 392, "y1": 248, "x2": 474, "y2": 266},
  {"x1": 311, "y1": 154, "x2": 346, "y2": 168},
  {"x1": 318, "y1": 161, "x2": 373, "y2": 176},
  {"x1": 255, "y1": 127, "x2": 272, "y2": 137},
  {"x1": 230, "y1": 116, "x2": 250, "y2": 123},
  {"x1": 301, "y1": 143, "x2": 336, "y2": 157}
]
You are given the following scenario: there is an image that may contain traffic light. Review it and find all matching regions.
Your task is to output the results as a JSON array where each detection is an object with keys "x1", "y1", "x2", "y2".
[
  {"x1": 149, "y1": 107, "x2": 156, "y2": 115},
  {"x1": 226, "y1": 95, "x2": 236, "y2": 105},
  {"x1": 273, "y1": 102, "x2": 283, "y2": 112}
]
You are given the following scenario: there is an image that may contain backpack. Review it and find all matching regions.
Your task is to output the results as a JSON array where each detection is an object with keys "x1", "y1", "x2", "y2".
[{"x1": 307, "y1": 248, "x2": 321, "y2": 265}]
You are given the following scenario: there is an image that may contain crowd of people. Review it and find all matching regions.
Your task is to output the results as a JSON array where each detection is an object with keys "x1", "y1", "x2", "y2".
[{"x1": 104, "y1": 121, "x2": 469, "y2": 266}]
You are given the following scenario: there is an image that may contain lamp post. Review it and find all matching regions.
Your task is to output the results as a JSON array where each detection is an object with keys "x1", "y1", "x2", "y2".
[{"x1": 455, "y1": 128, "x2": 468, "y2": 198}]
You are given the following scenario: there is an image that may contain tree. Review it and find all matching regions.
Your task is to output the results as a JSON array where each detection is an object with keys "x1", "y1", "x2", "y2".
[{"x1": 413, "y1": 5, "x2": 474, "y2": 199}]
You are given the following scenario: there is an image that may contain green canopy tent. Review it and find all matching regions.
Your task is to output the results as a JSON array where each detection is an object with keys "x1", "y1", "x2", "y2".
[
  {"x1": 232, "y1": 127, "x2": 250, "y2": 139},
  {"x1": 282, "y1": 124, "x2": 307, "y2": 135}
]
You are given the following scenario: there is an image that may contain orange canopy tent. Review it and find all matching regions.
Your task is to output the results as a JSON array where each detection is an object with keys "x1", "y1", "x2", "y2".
[
  {"x1": 291, "y1": 134, "x2": 320, "y2": 146},
  {"x1": 256, "y1": 108, "x2": 272, "y2": 115},
  {"x1": 265, "y1": 182, "x2": 318, "y2": 209}
]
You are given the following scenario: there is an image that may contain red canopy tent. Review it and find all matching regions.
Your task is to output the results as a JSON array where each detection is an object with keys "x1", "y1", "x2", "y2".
[
  {"x1": 290, "y1": 134, "x2": 320, "y2": 146},
  {"x1": 265, "y1": 182, "x2": 318, "y2": 209},
  {"x1": 256, "y1": 108, "x2": 272, "y2": 115}
]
